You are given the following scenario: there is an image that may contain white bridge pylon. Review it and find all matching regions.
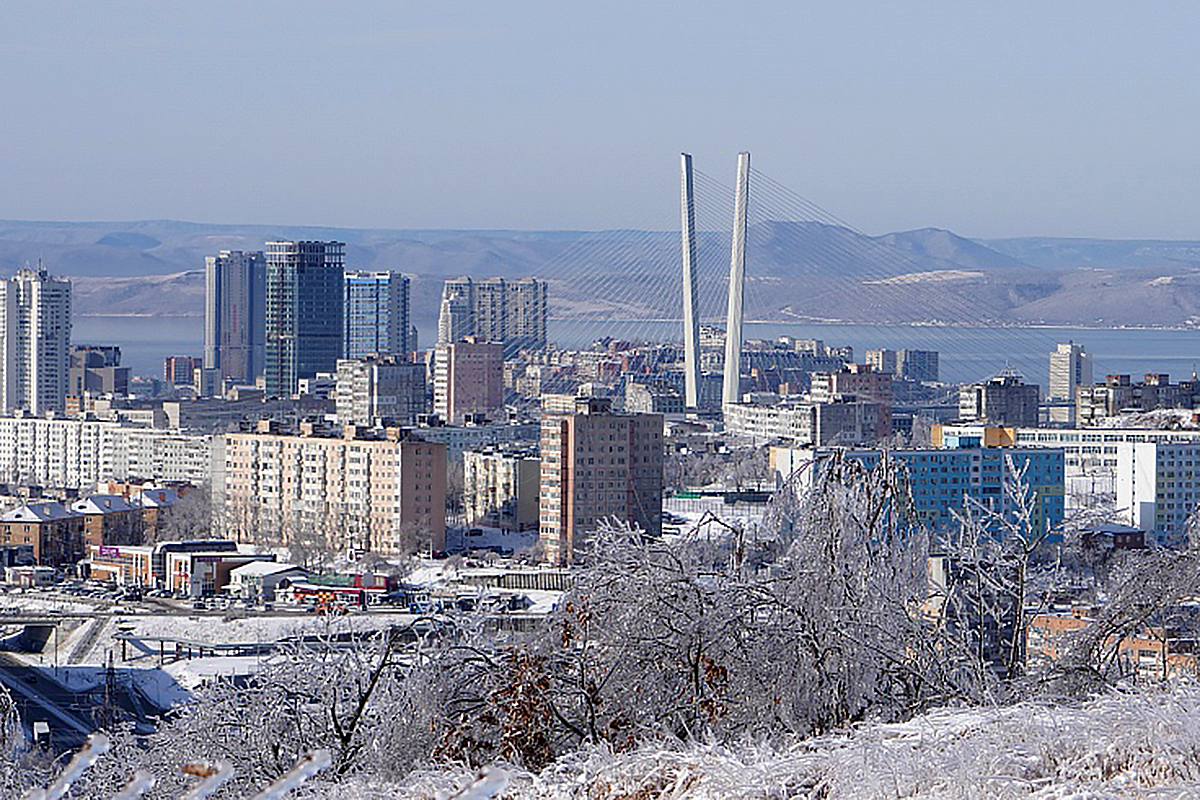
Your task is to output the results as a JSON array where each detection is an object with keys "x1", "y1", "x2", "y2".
[{"x1": 679, "y1": 151, "x2": 749, "y2": 409}]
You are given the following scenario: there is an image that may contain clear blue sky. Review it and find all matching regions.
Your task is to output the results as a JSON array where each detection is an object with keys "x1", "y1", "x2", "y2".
[{"x1": 4, "y1": 1, "x2": 1200, "y2": 239}]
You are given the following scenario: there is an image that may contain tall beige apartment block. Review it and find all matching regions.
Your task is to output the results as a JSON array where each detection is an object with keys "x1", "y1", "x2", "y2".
[
  {"x1": 433, "y1": 337, "x2": 504, "y2": 424},
  {"x1": 463, "y1": 447, "x2": 540, "y2": 532},
  {"x1": 539, "y1": 397, "x2": 663, "y2": 565},
  {"x1": 218, "y1": 426, "x2": 446, "y2": 556}
]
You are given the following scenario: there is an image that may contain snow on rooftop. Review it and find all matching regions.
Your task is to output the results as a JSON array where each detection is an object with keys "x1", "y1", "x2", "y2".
[
  {"x1": 0, "y1": 501, "x2": 75, "y2": 522},
  {"x1": 163, "y1": 655, "x2": 265, "y2": 693},
  {"x1": 71, "y1": 494, "x2": 135, "y2": 515},
  {"x1": 135, "y1": 488, "x2": 180, "y2": 507},
  {"x1": 1096, "y1": 407, "x2": 1200, "y2": 429},
  {"x1": 229, "y1": 561, "x2": 306, "y2": 578}
]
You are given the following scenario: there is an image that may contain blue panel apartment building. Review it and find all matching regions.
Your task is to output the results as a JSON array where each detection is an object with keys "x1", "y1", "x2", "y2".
[{"x1": 780, "y1": 435, "x2": 1065, "y2": 538}]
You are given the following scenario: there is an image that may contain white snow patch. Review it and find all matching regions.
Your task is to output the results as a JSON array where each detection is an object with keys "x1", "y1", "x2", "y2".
[
  {"x1": 1094, "y1": 408, "x2": 1199, "y2": 430},
  {"x1": 864, "y1": 270, "x2": 984, "y2": 286},
  {"x1": 162, "y1": 656, "x2": 264, "y2": 693}
]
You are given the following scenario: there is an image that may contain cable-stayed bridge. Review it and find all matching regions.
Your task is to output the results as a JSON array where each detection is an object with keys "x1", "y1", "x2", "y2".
[{"x1": 494, "y1": 154, "x2": 1200, "y2": 396}]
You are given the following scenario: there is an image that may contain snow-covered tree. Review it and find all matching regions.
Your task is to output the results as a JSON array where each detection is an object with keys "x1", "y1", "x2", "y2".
[{"x1": 438, "y1": 452, "x2": 969, "y2": 762}]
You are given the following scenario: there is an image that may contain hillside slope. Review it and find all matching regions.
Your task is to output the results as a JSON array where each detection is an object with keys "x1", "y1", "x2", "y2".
[
  {"x1": 9, "y1": 219, "x2": 1200, "y2": 328},
  {"x1": 339, "y1": 687, "x2": 1200, "y2": 799}
]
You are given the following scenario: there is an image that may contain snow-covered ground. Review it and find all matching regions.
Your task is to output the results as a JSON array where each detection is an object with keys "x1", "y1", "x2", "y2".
[
  {"x1": 321, "y1": 687, "x2": 1200, "y2": 798},
  {"x1": 71, "y1": 611, "x2": 428, "y2": 671},
  {"x1": 34, "y1": 664, "x2": 191, "y2": 709},
  {"x1": 0, "y1": 592, "x2": 99, "y2": 615},
  {"x1": 445, "y1": 525, "x2": 539, "y2": 554},
  {"x1": 663, "y1": 496, "x2": 772, "y2": 543},
  {"x1": 161, "y1": 656, "x2": 265, "y2": 693}
]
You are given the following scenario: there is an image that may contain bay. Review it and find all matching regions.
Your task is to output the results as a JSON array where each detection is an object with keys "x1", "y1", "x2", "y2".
[{"x1": 72, "y1": 314, "x2": 1200, "y2": 391}]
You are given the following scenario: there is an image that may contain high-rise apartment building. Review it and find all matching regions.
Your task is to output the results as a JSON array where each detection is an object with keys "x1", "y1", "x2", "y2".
[
  {"x1": 343, "y1": 271, "x2": 413, "y2": 359},
  {"x1": 264, "y1": 241, "x2": 345, "y2": 398},
  {"x1": 433, "y1": 337, "x2": 504, "y2": 424},
  {"x1": 435, "y1": 276, "x2": 548, "y2": 356},
  {"x1": 335, "y1": 356, "x2": 428, "y2": 426},
  {"x1": 959, "y1": 371, "x2": 1040, "y2": 428},
  {"x1": 0, "y1": 267, "x2": 71, "y2": 415},
  {"x1": 539, "y1": 397, "x2": 663, "y2": 565},
  {"x1": 897, "y1": 349, "x2": 939, "y2": 382},
  {"x1": 1048, "y1": 342, "x2": 1092, "y2": 424},
  {"x1": 472, "y1": 278, "x2": 509, "y2": 344},
  {"x1": 864, "y1": 348, "x2": 897, "y2": 375},
  {"x1": 204, "y1": 250, "x2": 267, "y2": 385},
  {"x1": 506, "y1": 278, "x2": 549, "y2": 353},
  {"x1": 163, "y1": 356, "x2": 203, "y2": 386}
]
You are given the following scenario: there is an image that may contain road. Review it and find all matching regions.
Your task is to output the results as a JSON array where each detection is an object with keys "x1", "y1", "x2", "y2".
[
  {"x1": 67, "y1": 616, "x2": 108, "y2": 664},
  {"x1": 0, "y1": 653, "x2": 93, "y2": 753}
]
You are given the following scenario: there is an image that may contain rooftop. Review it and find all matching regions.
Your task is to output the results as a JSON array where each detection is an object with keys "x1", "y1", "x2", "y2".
[
  {"x1": 71, "y1": 494, "x2": 135, "y2": 515},
  {"x1": 0, "y1": 502, "x2": 77, "y2": 523},
  {"x1": 230, "y1": 561, "x2": 305, "y2": 578}
]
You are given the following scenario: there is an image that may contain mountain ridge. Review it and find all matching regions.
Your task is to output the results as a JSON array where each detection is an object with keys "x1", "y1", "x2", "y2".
[{"x1": 4, "y1": 219, "x2": 1200, "y2": 329}]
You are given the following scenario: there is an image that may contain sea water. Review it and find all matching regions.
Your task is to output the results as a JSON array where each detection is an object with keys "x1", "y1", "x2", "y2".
[{"x1": 75, "y1": 314, "x2": 1200, "y2": 390}]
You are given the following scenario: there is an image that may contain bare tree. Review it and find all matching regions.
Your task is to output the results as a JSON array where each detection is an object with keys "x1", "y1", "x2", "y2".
[
  {"x1": 155, "y1": 482, "x2": 213, "y2": 542},
  {"x1": 76, "y1": 620, "x2": 437, "y2": 797},
  {"x1": 287, "y1": 505, "x2": 342, "y2": 572},
  {"x1": 727, "y1": 445, "x2": 770, "y2": 491},
  {"x1": 934, "y1": 456, "x2": 1061, "y2": 686},
  {"x1": 442, "y1": 453, "x2": 961, "y2": 758},
  {"x1": 445, "y1": 460, "x2": 465, "y2": 525},
  {"x1": 1053, "y1": 549, "x2": 1200, "y2": 691},
  {"x1": 0, "y1": 683, "x2": 56, "y2": 796}
]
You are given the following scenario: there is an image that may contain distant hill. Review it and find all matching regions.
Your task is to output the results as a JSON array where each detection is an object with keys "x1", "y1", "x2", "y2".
[
  {"x1": 980, "y1": 236, "x2": 1200, "y2": 272},
  {"x1": 880, "y1": 228, "x2": 1036, "y2": 272},
  {"x1": 6, "y1": 218, "x2": 1200, "y2": 330}
]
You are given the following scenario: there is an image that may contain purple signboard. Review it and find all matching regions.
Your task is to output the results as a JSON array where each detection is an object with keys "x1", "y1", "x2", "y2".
[{"x1": 98, "y1": 546, "x2": 120, "y2": 558}]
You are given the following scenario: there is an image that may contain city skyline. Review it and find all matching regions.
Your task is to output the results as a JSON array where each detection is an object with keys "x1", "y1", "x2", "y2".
[{"x1": 6, "y1": 3, "x2": 1200, "y2": 790}]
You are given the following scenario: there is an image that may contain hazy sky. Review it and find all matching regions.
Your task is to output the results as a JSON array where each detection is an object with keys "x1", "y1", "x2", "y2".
[{"x1": 4, "y1": 2, "x2": 1200, "y2": 239}]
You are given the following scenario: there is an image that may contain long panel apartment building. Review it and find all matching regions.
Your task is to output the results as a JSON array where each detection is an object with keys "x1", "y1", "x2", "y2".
[
  {"x1": 938, "y1": 423, "x2": 1200, "y2": 546},
  {"x1": 215, "y1": 425, "x2": 446, "y2": 557},
  {"x1": 723, "y1": 396, "x2": 884, "y2": 446},
  {"x1": 772, "y1": 439, "x2": 1065, "y2": 537},
  {"x1": 0, "y1": 416, "x2": 211, "y2": 492}
]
